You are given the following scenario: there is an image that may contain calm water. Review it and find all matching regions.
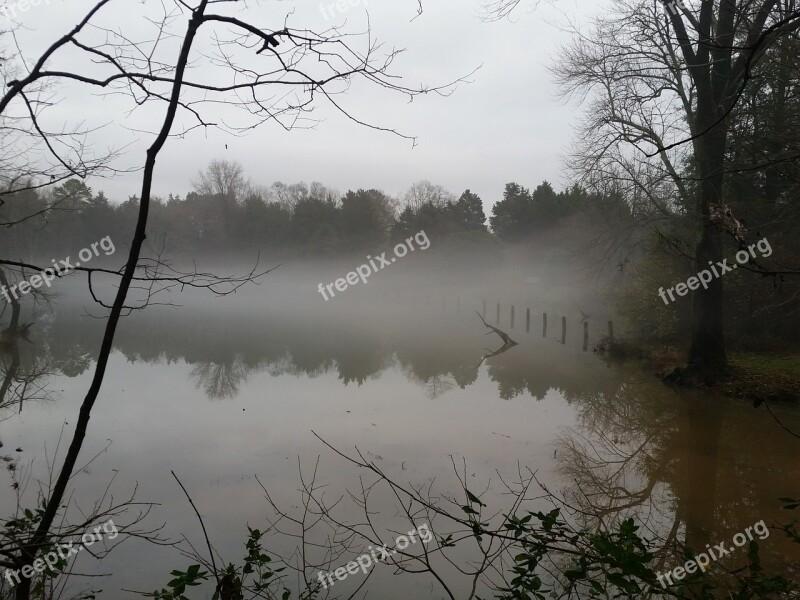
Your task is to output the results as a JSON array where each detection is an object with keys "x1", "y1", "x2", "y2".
[{"x1": 1, "y1": 273, "x2": 799, "y2": 598}]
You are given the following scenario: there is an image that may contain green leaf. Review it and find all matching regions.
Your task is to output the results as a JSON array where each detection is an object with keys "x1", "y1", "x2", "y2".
[{"x1": 466, "y1": 490, "x2": 486, "y2": 507}]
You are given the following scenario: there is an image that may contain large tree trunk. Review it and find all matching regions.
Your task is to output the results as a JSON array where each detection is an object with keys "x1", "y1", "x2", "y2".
[
  {"x1": 684, "y1": 0, "x2": 736, "y2": 379},
  {"x1": 688, "y1": 222, "x2": 727, "y2": 374},
  {"x1": 688, "y1": 128, "x2": 729, "y2": 376}
]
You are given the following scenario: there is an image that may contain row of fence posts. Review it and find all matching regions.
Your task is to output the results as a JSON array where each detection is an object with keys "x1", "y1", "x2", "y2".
[
  {"x1": 474, "y1": 299, "x2": 613, "y2": 352},
  {"x1": 384, "y1": 292, "x2": 613, "y2": 352}
]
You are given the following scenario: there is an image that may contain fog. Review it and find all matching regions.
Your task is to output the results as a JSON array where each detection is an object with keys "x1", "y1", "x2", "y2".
[{"x1": 3, "y1": 0, "x2": 800, "y2": 597}]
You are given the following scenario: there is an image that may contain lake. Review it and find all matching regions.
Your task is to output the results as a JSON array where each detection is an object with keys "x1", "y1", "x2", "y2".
[{"x1": 1, "y1": 268, "x2": 798, "y2": 598}]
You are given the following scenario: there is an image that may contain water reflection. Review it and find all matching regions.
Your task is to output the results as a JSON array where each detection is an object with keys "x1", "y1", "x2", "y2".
[
  {"x1": 19, "y1": 297, "x2": 635, "y2": 402},
  {"x1": 0, "y1": 329, "x2": 55, "y2": 415},
  {"x1": 556, "y1": 381, "x2": 799, "y2": 574},
  {"x1": 191, "y1": 356, "x2": 254, "y2": 399},
  {"x1": 1, "y1": 292, "x2": 798, "y2": 594}
]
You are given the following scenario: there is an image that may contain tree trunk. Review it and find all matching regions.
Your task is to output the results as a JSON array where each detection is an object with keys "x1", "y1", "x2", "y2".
[
  {"x1": 686, "y1": 68, "x2": 731, "y2": 377},
  {"x1": 12, "y1": 5, "x2": 208, "y2": 598},
  {"x1": 688, "y1": 228, "x2": 727, "y2": 374},
  {"x1": 688, "y1": 148, "x2": 729, "y2": 376}
]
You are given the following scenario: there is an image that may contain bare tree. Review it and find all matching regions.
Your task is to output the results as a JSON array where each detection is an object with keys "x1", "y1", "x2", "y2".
[
  {"x1": 402, "y1": 180, "x2": 455, "y2": 212},
  {"x1": 192, "y1": 159, "x2": 251, "y2": 201},
  {"x1": 309, "y1": 181, "x2": 341, "y2": 205},
  {"x1": 267, "y1": 181, "x2": 311, "y2": 211},
  {"x1": 523, "y1": 0, "x2": 800, "y2": 378},
  {"x1": 0, "y1": 1, "x2": 466, "y2": 598}
]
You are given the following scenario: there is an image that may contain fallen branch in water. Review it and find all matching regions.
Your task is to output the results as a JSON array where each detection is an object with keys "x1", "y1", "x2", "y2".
[
  {"x1": 476, "y1": 311, "x2": 518, "y2": 346},
  {"x1": 474, "y1": 311, "x2": 518, "y2": 369}
]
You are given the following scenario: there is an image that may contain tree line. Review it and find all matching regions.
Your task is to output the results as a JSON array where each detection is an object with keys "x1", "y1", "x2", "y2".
[{"x1": 0, "y1": 161, "x2": 628, "y2": 259}]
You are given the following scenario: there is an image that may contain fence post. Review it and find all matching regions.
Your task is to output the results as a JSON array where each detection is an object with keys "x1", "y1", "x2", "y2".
[
  {"x1": 526, "y1": 308, "x2": 530, "y2": 333},
  {"x1": 542, "y1": 313, "x2": 547, "y2": 337},
  {"x1": 561, "y1": 316, "x2": 567, "y2": 345}
]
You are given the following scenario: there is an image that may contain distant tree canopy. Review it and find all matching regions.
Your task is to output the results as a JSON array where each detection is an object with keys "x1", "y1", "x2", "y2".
[
  {"x1": 2, "y1": 163, "x2": 625, "y2": 259},
  {"x1": 488, "y1": 181, "x2": 630, "y2": 243},
  {"x1": 191, "y1": 159, "x2": 251, "y2": 200}
]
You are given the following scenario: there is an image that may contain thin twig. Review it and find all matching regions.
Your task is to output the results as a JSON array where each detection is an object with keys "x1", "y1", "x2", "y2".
[{"x1": 171, "y1": 470, "x2": 221, "y2": 590}]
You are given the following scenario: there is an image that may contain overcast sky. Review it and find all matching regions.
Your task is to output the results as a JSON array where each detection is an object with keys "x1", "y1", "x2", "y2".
[{"x1": 7, "y1": 0, "x2": 606, "y2": 214}]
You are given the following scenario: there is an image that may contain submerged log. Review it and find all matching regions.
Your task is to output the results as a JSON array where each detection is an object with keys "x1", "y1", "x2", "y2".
[
  {"x1": 473, "y1": 312, "x2": 518, "y2": 370},
  {"x1": 476, "y1": 311, "x2": 518, "y2": 347}
]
